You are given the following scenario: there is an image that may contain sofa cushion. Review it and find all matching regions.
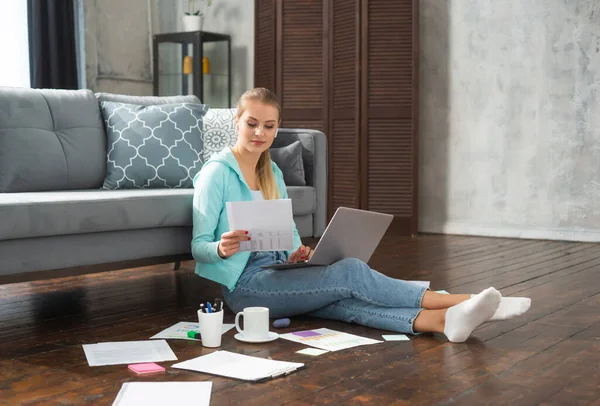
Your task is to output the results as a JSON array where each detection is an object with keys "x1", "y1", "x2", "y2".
[
  {"x1": 286, "y1": 186, "x2": 316, "y2": 216},
  {"x1": 0, "y1": 189, "x2": 195, "y2": 241},
  {"x1": 0, "y1": 87, "x2": 106, "y2": 192},
  {"x1": 270, "y1": 140, "x2": 306, "y2": 186},
  {"x1": 100, "y1": 101, "x2": 209, "y2": 189},
  {"x1": 202, "y1": 108, "x2": 238, "y2": 162},
  {"x1": 0, "y1": 187, "x2": 315, "y2": 241},
  {"x1": 271, "y1": 130, "x2": 315, "y2": 186},
  {"x1": 95, "y1": 93, "x2": 201, "y2": 105}
]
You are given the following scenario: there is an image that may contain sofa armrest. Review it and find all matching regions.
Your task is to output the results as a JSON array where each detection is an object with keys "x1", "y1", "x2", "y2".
[{"x1": 271, "y1": 128, "x2": 328, "y2": 237}]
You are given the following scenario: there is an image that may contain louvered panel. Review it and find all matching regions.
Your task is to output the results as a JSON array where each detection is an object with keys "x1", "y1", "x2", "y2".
[
  {"x1": 331, "y1": 119, "x2": 359, "y2": 211},
  {"x1": 254, "y1": 0, "x2": 418, "y2": 232},
  {"x1": 363, "y1": 0, "x2": 417, "y2": 234},
  {"x1": 330, "y1": 0, "x2": 359, "y2": 218},
  {"x1": 332, "y1": 0, "x2": 358, "y2": 110},
  {"x1": 367, "y1": 119, "x2": 414, "y2": 216},
  {"x1": 367, "y1": 0, "x2": 414, "y2": 109},
  {"x1": 281, "y1": 120, "x2": 324, "y2": 132},
  {"x1": 254, "y1": 0, "x2": 276, "y2": 90},
  {"x1": 281, "y1": 0, "x2": 324, "y2": 109}
]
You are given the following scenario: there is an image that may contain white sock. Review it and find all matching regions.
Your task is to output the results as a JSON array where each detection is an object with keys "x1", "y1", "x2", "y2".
[
  {"x1": 444, "y1": 287, "x2": 501, "y2": 343},
  {"x1": 474, "y1": 295, "x2": 531, "y2": 321}
]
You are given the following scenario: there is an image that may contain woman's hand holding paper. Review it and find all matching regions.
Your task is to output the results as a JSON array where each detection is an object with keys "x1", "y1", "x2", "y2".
[{"x1": 218, "y1": 230, "x2": 250, "y2": 259}]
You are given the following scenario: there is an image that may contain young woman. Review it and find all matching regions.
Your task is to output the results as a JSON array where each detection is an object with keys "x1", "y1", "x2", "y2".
[{"x1": 192, "y1": 88, "x2": 531, "y2": 343}]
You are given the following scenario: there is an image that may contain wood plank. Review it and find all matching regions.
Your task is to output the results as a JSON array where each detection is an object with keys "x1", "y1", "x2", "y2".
[
  {"x1": 540, "y1": 368, "x2": 600, "y2": 406},
  {"x1": 1, "y1": 234, "x2": 599, "y2": 405}
]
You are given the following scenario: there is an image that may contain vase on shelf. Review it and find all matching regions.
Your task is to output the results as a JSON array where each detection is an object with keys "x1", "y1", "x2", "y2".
[{"x1": 182, "y1": 15, "x2": 203, "y2": 32}]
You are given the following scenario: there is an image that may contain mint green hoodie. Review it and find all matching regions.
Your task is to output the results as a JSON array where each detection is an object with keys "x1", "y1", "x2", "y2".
[{"x1": 191, "y1": 147, "x2": 302, "y2": 290}]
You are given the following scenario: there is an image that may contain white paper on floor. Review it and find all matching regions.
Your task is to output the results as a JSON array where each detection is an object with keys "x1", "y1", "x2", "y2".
[
  {"x1": 382, "y1": 334, "x2": 410, "y2": 341},
  {"x1": 83, "y1": 340, "x2": 176, "y2": 367},
  {"x1": 149, "y1": 321, "x2": 235, "y2": 341}
]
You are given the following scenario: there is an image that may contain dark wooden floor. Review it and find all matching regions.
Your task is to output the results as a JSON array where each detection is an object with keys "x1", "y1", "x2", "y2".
[{"x1": 1, "y1": 234, "x2": 599, "y2": 405}]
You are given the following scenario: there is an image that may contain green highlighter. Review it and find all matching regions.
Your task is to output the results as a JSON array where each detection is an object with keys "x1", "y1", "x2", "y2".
[{"x1": 187, "y1": 330, "x2": 201, "y2": 340}]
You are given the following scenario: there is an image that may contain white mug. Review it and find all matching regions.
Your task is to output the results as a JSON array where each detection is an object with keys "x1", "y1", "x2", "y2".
[{"x1": 235, "y1": 307, "x2": 270, "y2": 340}]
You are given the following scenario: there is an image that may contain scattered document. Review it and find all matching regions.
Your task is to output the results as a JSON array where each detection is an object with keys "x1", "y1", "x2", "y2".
[
  {"x1": 83, "y1": 340, "x2": 177, "y2": 367},
  {"x1": 296, "y1": 348, "x2": 329, "y2": 356},
  {"x1": 226, "y1": 199, "x2": 294, "y2": 251},
  {"x1": 382, "y1": 334, "x2": 410, "y2": 341},
  {"x1": 149, "y1": 321, "x2": 235, "y2": 341},
  {"x1": 280, "y1": 328, "x2": 383, "y2": 352},
  {"x1": 406, "y1": 280, "x2": 431, "y2": 289},
  {"x1": 172, "y1": 350, "x2": 305, "y2": 382},
  {"x1": 112, "y1": 382, "x2": 212, "y2": 406}
]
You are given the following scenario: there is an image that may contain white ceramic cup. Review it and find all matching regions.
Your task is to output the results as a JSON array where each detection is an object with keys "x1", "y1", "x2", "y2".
[
  {"x1": 235, "y1": 307, "x2": 270, "y2": 341},
  {"x1": 197, "y1": 308, "x2": 224, "y2": 348}
]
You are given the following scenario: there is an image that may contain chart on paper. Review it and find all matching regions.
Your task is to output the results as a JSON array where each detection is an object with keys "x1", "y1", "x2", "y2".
[
  {"x1": 240, "y1": 229, "x2": 294, "y2": 251},
  {"x1": 280, "y1": 328, "x2": 382, "y2": 352},
  {"x1": 226, "y1": 199, "x2": 295, "y2": 252},
  {"x1": 149, "y1": 321, "x2": 235, "y2": 341}
]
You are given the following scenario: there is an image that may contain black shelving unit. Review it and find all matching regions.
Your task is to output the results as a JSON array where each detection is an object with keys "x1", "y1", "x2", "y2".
[{"x1": 152, "y1": 30, "x2": 231, "y2": 107}]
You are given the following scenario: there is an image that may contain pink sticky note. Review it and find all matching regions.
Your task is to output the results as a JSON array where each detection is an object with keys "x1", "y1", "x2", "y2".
[
  {"x1": 128, "y1": 362, "x2": 165, "y2": 374},
  {"x1": 293, "y1": 330, "x2": 321, "y2": 337}
]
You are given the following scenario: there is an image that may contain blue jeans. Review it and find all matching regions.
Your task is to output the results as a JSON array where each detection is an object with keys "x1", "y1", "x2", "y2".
[{"x1": 221, "y1": 251, "x2": 427, "y2": 334}]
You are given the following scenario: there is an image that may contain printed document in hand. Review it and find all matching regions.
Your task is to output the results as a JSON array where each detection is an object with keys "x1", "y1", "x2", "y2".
[
  {"x1": 172, "y1": 350, "x2": 305, "y2": 382},
  {"x1": 112, "y1": 382, "x2": 212, "y2": 406},
  {"x1": 226, "y1": 198, "x2": 294, "y2": 251}
]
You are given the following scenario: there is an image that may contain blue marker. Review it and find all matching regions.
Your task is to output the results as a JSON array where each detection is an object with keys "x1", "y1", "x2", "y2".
[{"x1": 206, "y1": 302, "x2": 213, "y2": 313}]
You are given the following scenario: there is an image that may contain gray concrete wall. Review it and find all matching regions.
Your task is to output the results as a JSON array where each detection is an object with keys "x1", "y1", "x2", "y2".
[
  {"x1": 419, "y1": 0, "x2": 600, "y2": 241},
  {"x1": 83, "y1": 0, "x2": 254, "y2": 106},
  {"x1": 84, "y1": 0, "x2": 154, "y2": 95},
  {"x1": 156, "y1": 0, "x2": 254, "y2": 107}
]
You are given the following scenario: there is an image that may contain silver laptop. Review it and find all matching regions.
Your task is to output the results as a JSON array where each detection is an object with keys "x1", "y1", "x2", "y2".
[{"x1": 261, "y1": 207, "x2": 394, "y2": 270}]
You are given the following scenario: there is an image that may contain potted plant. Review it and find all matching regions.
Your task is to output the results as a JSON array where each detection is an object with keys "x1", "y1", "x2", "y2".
[{"x1": 182, "y1": 0, "x2": 213, "y2": 32}]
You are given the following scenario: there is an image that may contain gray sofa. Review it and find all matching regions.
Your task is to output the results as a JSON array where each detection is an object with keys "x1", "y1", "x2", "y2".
[{"x1": 0, "y1": 87, "x2": 327, "y2": 281}]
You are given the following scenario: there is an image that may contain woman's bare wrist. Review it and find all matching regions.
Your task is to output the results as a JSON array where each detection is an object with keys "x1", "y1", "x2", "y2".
[{"x1": 217, "y1": 242, "x2": 227, "y2": 259}]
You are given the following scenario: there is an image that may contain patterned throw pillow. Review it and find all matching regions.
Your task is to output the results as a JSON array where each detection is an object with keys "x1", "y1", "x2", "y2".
[
  {"x1": 100, "y1": 102, "x2": 209, "y2": 189},
  {"x1": 202, "y1": 108, "x2": 238, "y2": 162}
]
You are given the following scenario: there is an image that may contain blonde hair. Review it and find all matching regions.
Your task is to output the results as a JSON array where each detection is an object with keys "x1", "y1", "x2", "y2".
[{"x1": 235, "y1": 87, "x2": 282, "y2": 200}]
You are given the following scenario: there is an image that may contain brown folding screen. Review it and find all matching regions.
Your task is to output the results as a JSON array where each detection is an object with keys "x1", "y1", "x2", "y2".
[
  {"x1": 254, "y1": 0, "x2": 276, "y2": 92},
  {"x1": 330, "y1": 0, "x2": 361, "y2": 216},
  {"x1": 255, "y1": 0, "x2": 418, "y2": 236}
]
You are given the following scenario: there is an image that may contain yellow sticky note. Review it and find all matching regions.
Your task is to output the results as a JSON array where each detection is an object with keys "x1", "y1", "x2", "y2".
[{"x1": 296, "y1": 348, "x2": 329, "y2": 356}]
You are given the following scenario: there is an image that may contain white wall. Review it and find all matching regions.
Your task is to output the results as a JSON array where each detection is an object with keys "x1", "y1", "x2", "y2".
[
  {"x1": 419, "y1": 0, "x2": 600, "y2": 242},
  {"x1": 0, "y1": 0, "x2": 30, "y2": 88}
]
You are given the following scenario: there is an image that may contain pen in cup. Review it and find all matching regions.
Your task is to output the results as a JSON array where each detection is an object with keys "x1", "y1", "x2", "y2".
[
  {"x1": 200, "y1": 299, "x2": 223, "y2": 313},
  {"x1": 197, "y1": 301, "x2": 224, "y2": 348}
]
